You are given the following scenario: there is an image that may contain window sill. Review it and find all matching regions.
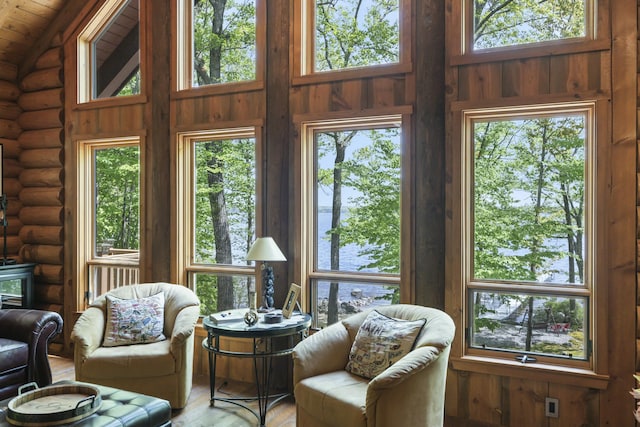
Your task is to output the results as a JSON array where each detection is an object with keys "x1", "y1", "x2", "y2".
[{"x1": 450, "y1": 356, "x2": 609, "y2": 390}]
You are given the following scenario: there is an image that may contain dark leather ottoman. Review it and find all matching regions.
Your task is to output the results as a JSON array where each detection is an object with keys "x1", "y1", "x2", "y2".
[{"x1": 0, "y1": 382, "x2": 171, "y2": 426}]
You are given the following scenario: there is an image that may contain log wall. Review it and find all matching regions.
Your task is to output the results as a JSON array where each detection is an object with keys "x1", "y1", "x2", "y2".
[
  {"x1": 15, "y1": 41, "x2": 65, "y2": 352},
  {"x1": 0, "y1": 62, "x2": 22, "y2": 264}
]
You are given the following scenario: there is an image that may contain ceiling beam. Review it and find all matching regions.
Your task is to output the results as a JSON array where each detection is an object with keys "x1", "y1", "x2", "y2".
[{"x1": 18, "y1": 0, "x2": 88, "y2": 80}]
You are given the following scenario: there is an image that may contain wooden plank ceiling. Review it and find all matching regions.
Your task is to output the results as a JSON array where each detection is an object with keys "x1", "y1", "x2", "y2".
[
  {"x1": 0, "y1": 0, "x2": 134, "y2": 80},
  {"x1": 0, "y1": 0, "x2": 66, "y2": 66}
]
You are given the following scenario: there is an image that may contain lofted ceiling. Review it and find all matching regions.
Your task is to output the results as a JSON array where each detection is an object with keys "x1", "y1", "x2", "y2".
[{"x1": 0, "y1": 0, "x2": 88, "y2": 78}]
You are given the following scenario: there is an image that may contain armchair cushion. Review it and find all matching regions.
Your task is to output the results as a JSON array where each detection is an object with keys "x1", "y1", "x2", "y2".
[
  {"x1": 103, "y1": 292, "x2": 166, "y2": 347},
  {"x1": 346, "y1": 310, "x2": 426, "y2": 379}
]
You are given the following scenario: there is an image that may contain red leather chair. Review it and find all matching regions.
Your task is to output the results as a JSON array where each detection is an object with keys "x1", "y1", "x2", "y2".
[{"x1": 0, "y1": 309, "x2": 63, "y2": 400}]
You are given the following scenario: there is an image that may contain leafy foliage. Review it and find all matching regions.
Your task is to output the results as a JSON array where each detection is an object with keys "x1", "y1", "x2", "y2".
[
  {"x1": 95, "y1": 146, "x2": 140, "y2": 253},
  {"x1": 474, "y1": 0, "x2": 586, "y2": 49}
]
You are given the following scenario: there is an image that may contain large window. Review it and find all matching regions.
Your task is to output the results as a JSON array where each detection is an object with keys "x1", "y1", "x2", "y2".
[
  {"x1": 77, "y1": 138, "x2": 140, "y2": 304},
  {"x1": 302, "y1": 116, "x2": 404, "y2": 328},
  {"x1": 77, "y1": 0, "x2": 141, "y2": 102},
  {"x1": 176, "y1": 0, "x2": 264, "y2": 91},
  {"x1": 463, "y1": 103, "x2": 595, "y2": 367},
  {"x1": 469, "y1": 0, "x2": 592, "y2": 52},
  {"x1": 294, "y1": 0, "x2": 410, "y2": 80},
  {"x1": 177, "y1": 128, "x2": 259, "y2": 316}
]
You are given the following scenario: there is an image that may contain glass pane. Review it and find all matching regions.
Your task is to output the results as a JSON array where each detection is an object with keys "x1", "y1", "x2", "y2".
[
  {"x1": 94, "y1": 145, "x2": 140, "y2": 257},
  {"x1": 193, "y1": 272, "x2": 254, "y2": 315},
  {"x1": 473, "y1": 0, "x2": 587, "y2": 50},
  {"x1": 92, "y1": 0, "x2": 140, "y2": 98},
  {"x1": 315, "y1": 127, "x2": 401, "y2": 274},
  {"x1": 313, "y1": 280, "x2": 395, "y2": 328},
  {"x1": 472, "y1": 115, "x2": 586, "y2": 285},
  {"x1": 193, "y1": 138, "x2": 256, "y2": 265},
  {"x1": 315, "y1": 0, "x2": 400, "y2": 72},
  {"x1": 469, "y1": 289, "x2": 587, "y2": 360},
  {"x1": 0, "y1": 279, "x2": 21, "y2": 296},
  {"x1": 192, "y1": 0, "x2": 256, "y2": 86}
]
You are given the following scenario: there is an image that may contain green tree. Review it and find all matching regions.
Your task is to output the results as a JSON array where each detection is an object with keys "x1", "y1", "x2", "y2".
[
  {"x1": 315, "y1": 0, "x2": 400, "y2": 324},
  {"x1": 191, "y1": 0, "x2": 257, "y2": 312},
  {"x1": 95, "y1": 146, "x2": 140, "y2": 253},
  {"x1": 473, "y1": 0, "x2": 585, "y2": 49}
]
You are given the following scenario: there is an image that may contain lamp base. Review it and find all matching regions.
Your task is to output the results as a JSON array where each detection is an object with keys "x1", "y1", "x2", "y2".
[{"x1": 1, "y1": 258, "x2": 16, "y2": 265}]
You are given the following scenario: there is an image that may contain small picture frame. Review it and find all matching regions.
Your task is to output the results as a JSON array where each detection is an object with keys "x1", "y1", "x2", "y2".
[{"x1": 282, "y1": 283, "x2": 301, "y2": 319}]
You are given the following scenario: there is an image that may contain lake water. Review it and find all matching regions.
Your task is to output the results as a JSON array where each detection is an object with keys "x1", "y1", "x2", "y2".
[{"x1": 315, "y1": 209, "x2": 394, "y2": 303}]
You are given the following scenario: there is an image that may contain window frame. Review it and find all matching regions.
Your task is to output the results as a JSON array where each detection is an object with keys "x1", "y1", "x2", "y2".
[
  {"x1": 449, "y1": 0, "x2": 609, "y2": 66},
  {"x1": 75, "y1": 137, "x2": 142, "y2": 308},
  {"x1": 176, "y1": 126, "x2": 263, "y2": 311},
  {"x1": 174, "y1": 0, "x2": 266, "y2": 95},
  {"x1": 292, "y1": 0, "x2": 413, "y2": 86},
  {"x1": 297, "y1": 113, "x2": 411, "y2": 328},
  {"x1": 451, "y1": 100, "x2": 611, "y2": 387},
  {"x1": 76, "y1": 0, "x2": 145, "y2": 104}
]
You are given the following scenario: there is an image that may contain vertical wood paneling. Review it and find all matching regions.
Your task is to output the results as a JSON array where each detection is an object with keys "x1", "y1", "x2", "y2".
[{"x1": 501, "y1": 58, "x2": 550, "y2": 97}]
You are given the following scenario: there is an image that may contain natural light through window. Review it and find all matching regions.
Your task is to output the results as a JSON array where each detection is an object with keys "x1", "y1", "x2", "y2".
[
  {"x1": 464, "y1": 103, "x2": 595, "y2": 365},
  {"x1": 304, "y1": 117, "x2": 403, "y2": 328},
  {"x1": 178, "y1": 129, "x2": 258, "y2": 316}
]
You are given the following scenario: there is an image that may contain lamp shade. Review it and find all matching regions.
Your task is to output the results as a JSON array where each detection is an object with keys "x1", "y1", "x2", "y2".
[{"x1": 246, "y1": 237, "x2": 286, "y2": 262}]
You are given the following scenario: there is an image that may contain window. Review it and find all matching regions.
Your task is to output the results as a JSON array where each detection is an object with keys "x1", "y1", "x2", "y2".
[
  {"x1": 469, "y1": 0, "x2": 592, "y2": 52},
  {"x1": 301, "y1": 116, "x2": 405, "y2": 328},
  {"x1": 177, "y1": 128, "x2": 259, "y2": 316},
  {"x1": 176, "y1": 0, "x2": 264, "y2": 91},
  {"x1": 294, "y1": 0, "x2": 411, "y2": 80},
  {"x1": 77, "y1": 0, "x2": 141, "y2": 102},
  {"x1": 463, "y1": 103, "x2": 595, "y2": 367},
  {"x1": 77, "y1": 138, "x2": 140, "y2": 304}
]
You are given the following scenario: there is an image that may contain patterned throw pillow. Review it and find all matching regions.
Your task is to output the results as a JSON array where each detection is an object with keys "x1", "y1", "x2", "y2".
[
  {"x1": 345, "y1": 310, "x2": 426, "y2": 379},
  {"x1": 103, "y1": 292, "x2": 166, "y2": 347}
]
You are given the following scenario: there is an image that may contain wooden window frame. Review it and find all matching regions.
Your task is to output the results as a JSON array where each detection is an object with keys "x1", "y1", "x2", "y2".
[
  {"x1": 76, "y1": 0, "x2": 145, "y2": 104},
  {"x1": 450, "y1": 0, "x2": 610, "y2": 66},
  {"x1": 296, "y1": 112, "x2": 411, "y2": 327},
  {"x1": 291, "y1": 0, "x2": 413, "y2": 86},
  {"x1": 174, "y1": 0, "x2": 266, "y2": 96},
  {"x1": 175, "y1": 126, "x2": 263, "y2": 303},
  {"x1": 449, "y1": 100, "x2": 611, "y2": 389},
  {"x1": 75, "y1": 137, "x2": 142, "y2": 309}
]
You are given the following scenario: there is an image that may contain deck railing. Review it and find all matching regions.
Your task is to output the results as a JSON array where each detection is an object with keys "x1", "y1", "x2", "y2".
[{"x1": 87, "y1": 250, "x2": 139, "y2": 302}]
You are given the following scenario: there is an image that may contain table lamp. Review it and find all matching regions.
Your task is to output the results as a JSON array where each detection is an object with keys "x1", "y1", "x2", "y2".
[{"x1": 246, "y1": 237, "x2": 286, "y2": 313}]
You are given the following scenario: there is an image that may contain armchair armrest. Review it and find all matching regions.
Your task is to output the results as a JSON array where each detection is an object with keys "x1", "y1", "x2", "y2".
[
  {"x1": 293, "y1": 322, "x2": 352, "y2": 384},
  {"x1": 70, "y1": 307, "x2": 105, "y2": 360},
  {"x1": 366, "y1": 345, "x2": 451, "y2": 426},
  {"x1": 368, "y1": 345, "x2": 441, "y2": 391},
  {"x1": 169, "y1": 305, "x2": 200, "y2": 358},
  {"x1": 0, "y1": 309, "x2": 63, "y2": 386}
]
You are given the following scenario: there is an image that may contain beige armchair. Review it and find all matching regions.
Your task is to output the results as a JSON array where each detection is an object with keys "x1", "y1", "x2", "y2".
[
  {"x1": 70, "y1": 283, "x2": 200, "y2": 409},
  {"x1": 292, "y1": 304, "x2": 455, "y2": 427}
]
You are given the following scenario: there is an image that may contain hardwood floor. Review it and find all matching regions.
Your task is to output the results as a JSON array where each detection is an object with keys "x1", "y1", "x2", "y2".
[{"x1": 49, "y1": 355, "x2": 297, "y2": 427}]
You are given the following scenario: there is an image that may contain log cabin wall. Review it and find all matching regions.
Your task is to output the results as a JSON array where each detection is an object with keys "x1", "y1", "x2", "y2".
[
  {"x1": 444, "y1": 0, "x2": 636, "y2": 426},
  {"x1": 0, "y1": 63, "x2": 21, "y2": 262},
  {"x1": 18, "y1": 38, "x2": 66, "y2": 355}
]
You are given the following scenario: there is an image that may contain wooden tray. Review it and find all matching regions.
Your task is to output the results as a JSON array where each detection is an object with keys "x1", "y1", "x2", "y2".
[{"x1": 6, "y1": 383, "x2": 101, "y2": 426}]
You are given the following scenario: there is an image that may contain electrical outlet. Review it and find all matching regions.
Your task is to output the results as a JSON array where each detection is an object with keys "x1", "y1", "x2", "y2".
[{"x1": 545, "y1": 397, "x2": 559, "y2": 418}]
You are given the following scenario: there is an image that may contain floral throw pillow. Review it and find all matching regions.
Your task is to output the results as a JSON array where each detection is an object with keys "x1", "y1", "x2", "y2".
[
  {"x1": 345, "y1": 310, "x2": 426, "y2": 379},
  {"x1": 103, "y1": 292, "x2": 166, "y2": 347}
]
